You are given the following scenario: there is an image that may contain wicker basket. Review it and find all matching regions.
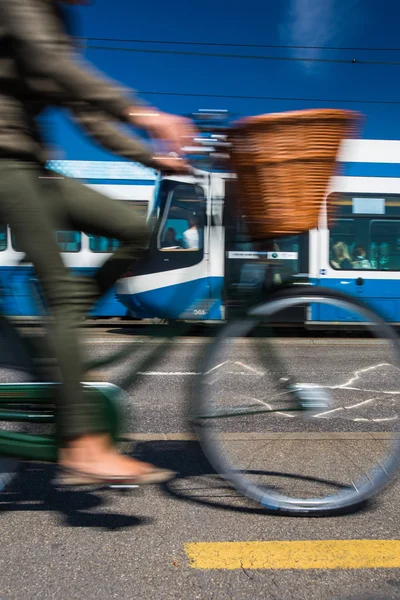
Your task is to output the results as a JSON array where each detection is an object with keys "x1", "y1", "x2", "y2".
[{"x1": 229, "y1": 109, "x2": 361, "y2": 238}]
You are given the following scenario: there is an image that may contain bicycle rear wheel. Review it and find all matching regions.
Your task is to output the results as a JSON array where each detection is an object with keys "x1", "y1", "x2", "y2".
[{"x1": 194, "y1": 286, "x2": 400, "y2": 516}]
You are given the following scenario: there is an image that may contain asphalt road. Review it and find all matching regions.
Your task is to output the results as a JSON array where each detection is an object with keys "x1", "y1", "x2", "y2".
[{"x1": 0, "y1": 330, "x2": 399, "y2": 600}]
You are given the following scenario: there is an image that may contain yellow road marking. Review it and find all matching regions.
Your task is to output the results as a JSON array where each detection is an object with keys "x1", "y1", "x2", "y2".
[{"x1": 185, "y1": 540, "x2": 400, "y2": 570}]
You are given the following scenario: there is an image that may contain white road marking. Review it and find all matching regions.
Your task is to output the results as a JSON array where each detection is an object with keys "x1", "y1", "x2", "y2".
[
  {"x1": 88, "y1": 346, "x2": 400, "y2": 424},
  {"x1": 137, "y1": 371, "x2": 199, "y2": 376}
]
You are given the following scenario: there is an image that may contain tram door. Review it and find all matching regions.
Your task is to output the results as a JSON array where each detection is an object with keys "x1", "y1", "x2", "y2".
[{"x1": 222, "y1": 179, "x2": 309, "y2": 322}]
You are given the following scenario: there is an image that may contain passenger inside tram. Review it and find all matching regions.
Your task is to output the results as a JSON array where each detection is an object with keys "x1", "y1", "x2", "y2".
[
  {"x1": 161, "y1": 227, "x2": 181, "y2": 249},
  {"x1": 351, "y1": 245, "x2": 372, "y2": 269},
  {"x1": 183, "y1": 214, "x2": 201, "y2": 250},
  {"x1": 330, "y1": 241, "x2": 353, "y2": 269}
]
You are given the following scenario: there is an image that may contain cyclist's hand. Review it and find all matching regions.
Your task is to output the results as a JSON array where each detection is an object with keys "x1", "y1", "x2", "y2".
[
  {"x1": 152, "y1": 155, "x2": 192, "y2": 173},
  {"x1": 126, "y1": 107, "x2": 196, "y2": 153}
]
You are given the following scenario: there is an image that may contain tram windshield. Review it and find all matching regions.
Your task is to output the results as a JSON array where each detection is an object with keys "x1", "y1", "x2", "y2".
[{"x1": 157, "y1": 182, "x2": 206, "y2": 252}]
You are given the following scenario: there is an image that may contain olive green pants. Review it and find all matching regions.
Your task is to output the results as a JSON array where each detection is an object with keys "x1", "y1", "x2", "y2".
[{"x1": 0, "y1": 159, "x2": 148, "y2": 440}]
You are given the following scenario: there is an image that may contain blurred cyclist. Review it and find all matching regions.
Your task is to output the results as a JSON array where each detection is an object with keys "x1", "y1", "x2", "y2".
[{"x1": 0, "y1": 0, "x2": 194, "y2": 485}]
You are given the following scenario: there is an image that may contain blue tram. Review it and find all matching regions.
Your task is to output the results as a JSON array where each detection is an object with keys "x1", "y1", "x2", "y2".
[{"x1": 116, "y1": 136, "x2": 400, "y2": 324}]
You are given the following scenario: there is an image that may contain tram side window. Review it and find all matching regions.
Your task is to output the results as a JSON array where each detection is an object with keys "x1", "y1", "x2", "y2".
[
  {"x1": 10, "y1": 230, "x2": 81, "y2": 253},
  {"x1": 89, "y1": 235, "x2": 119, "y2": 253},
  {"x1": 158, "y1": 184, "x2": 206, "y2": 252},
  {"x1": 0, "y1": 225, "x2": 6, "y2": 251},
  {"x1": 369, "y1": 220, "x2": 400, "y2": 270},
  {"x1": 56, "y1": 231, "x2": 81, "y2": 253},
  {"x1": 11, "y1": 232, "x2": 21, "y2": 252},
  {"x1": 329, "y1": 217, "x2": 400, "y2": 271},
  {"x1": 329, "y1": 219, "x2": 356, "y2": 269},
  {"x1": 330, "y1": 218, "x2": 375, "y2": 270}
]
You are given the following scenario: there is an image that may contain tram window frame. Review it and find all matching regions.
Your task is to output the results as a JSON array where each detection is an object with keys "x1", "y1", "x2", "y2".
[{"x1": 157, "y1": 183, "x2": 206, "y2": 255}]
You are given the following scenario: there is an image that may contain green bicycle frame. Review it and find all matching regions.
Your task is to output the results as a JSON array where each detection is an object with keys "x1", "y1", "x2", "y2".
[{"x1": 0, "y1": 382, "x2": 123, "y2": 462}]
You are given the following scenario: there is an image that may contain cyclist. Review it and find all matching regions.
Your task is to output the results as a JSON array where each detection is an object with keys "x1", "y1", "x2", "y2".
[{"x1": 0, "y1": 0, "x2": 194, "y2": 485}]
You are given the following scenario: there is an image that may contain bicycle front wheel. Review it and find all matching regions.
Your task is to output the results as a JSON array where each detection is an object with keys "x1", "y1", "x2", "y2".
[{"x1": 194, "y1": 286, "x2": 400, "y2": 516}]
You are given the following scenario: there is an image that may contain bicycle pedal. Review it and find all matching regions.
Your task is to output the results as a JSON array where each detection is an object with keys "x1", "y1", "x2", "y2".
[
  {"x1": 290, "y1": 384, "x2": 332, "y2": 416},
  {"x1": 107, "y1": 483, "x2": 140, "y2": 493}
]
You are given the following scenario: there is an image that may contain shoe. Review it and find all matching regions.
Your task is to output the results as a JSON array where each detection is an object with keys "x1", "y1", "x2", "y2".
[{"x1": 58, "y1": 466, "x2": 175, "y2": 487}]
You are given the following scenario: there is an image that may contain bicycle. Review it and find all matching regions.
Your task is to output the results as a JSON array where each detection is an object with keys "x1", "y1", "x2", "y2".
[{"x1": 0, "y1": 109, "x2": 399, "y2": 517}]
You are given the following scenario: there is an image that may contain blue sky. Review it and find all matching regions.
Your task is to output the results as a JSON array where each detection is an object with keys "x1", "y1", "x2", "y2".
[{"x1": 51, "y1": 0, "x2": 400, "y2": 161}]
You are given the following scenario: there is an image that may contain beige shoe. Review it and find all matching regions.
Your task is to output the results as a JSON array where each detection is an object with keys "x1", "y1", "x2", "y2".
[{"x1": 58, "y1": 466, "x2": 175, "y2": 487}]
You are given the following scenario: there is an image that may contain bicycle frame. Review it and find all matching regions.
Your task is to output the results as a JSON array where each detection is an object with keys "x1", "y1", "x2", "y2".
[{"x1": 0, "y1": 381, "x2": 123, "y2": 462}]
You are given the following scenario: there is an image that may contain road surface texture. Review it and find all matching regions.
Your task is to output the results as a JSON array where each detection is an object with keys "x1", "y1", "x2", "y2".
[{"x1": 0, "y1": 328, "x2": 398, "y2": 600}]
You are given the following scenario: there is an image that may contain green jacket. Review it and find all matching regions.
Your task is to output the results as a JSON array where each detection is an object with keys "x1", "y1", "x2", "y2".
[{"x1": 0, "y1": 0, "x2": 156, "y2": 167}]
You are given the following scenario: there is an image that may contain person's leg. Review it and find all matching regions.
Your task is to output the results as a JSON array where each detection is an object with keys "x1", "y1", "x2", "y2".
[
  {"x1": 0, "y1": 160, "x2": 98, "y2": 439},
  {"x1": 0, "y1": 161, "x2": 172, "y2": 482},
  {"x1": 41, "y1": 173, "x2": 149, "y2": 310}
]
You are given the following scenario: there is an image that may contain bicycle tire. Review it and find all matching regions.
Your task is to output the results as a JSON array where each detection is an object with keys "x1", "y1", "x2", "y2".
[{"x1": 193, "y1": 286, "x2": 400, "y2": 516}]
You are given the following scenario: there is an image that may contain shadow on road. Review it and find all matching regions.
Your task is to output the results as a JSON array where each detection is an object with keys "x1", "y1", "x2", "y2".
[
  {"x1": 0, "y1": 440, "x2": 377, "y2": 524},
  {"x1": 133, "y1": 440, "x2": 373, "y2": 517},
  {"x1": 0, "y1": 462, "x2": 152, "y2": 531}
]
